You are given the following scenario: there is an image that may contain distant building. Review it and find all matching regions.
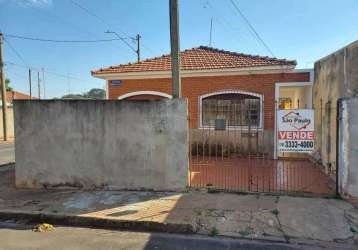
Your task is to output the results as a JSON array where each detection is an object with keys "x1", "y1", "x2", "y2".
[
  {"x1": 1, "y1": 90, "x2": 33, "y2": 139},
  {"x1": 6, "y1": 90, "x2": 33, "y2": 104}
]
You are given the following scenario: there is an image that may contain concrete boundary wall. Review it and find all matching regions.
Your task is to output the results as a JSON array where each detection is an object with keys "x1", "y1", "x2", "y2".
[
  {"x1": 313, "y1": 40, "x2": 358, "y2": 173},
  {"x1": 14, "y1": 99, "x2": 188, "y2": 191},
  {"x1": 338, "y1": 97, "x2": 358, "y2": 199}
]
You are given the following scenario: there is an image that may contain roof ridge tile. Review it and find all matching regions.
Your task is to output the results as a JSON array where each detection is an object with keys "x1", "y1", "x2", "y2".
[{"x1": 92, "y1": 45, "x2": 296, "y2": 75}]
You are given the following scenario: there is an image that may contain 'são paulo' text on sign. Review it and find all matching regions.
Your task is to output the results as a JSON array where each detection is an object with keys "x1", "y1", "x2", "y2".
[{"x1": 277, "y1": 109, "x2": 314, "y2": 152}]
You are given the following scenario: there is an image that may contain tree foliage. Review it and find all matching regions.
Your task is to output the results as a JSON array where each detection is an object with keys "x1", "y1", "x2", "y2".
[
  {"x1": 5, "y1": 79, "x2": 13, "y2": 91},
  {"x1": 61, "y1": 88, "x2": 105, "y2": 99}
]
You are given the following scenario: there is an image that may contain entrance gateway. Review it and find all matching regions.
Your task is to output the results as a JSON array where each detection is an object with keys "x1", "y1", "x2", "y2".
[{"x1": 188, "y1": 104, "x2": 334, "y2": 195}]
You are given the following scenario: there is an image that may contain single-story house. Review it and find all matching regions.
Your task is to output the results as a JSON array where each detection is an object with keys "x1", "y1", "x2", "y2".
[
  {"x1": 1, "y1": 90, "x2": 34, "y2": 139},
  {"x1": 92, "y1": 46, "x2": 313, "y2": 158},
  {"x1": 6, "y1": 90, "x2": 33, "y2": 104}
]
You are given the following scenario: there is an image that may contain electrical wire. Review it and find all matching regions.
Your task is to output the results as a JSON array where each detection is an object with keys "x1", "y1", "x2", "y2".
[
  {"x1": 3, "y1": 38, "x2": 30, "y2": 67},
  {"x1": 69, "y1": 0, "x2": 130, "y2": 38},
  {"x1": 202, "y1": 0, "x2": 253, "y2": 52},
  {"x1": 3, "y1": 37, "x2": 102, "y2": 84},
  {"x1": 4, "y1": 34, "x2": 128, "y2": 43},
  {"x1": 5, "y1": 61, "x2": 94, "y2": 83},
  {"x1": 229, "y1": 0, "x2": 275, "y2": 57},
  {"x1": 25, "y1": 4, "x2": 132, "y2": 56},
  {"x1": 69, "y1": 0, "x2": 155, "y2": 57}
]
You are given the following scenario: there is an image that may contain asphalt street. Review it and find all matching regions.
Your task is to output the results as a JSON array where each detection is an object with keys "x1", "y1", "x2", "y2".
[
  {"x1": 0, "y1": 143, "x2": 14, "y2": 165},
  {"x1": 0, "y1": 222, "x2": 356, "y2": 250}
]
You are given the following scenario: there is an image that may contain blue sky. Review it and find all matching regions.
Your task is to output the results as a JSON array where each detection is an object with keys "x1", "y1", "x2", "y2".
[{"x1": 0, "y1": 0, "x2": 357, "y2": 98}]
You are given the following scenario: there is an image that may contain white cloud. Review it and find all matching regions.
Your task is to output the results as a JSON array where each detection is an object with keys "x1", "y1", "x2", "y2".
[{"x1": 11, "y1": 0, "x2": 52, "y2": 8}]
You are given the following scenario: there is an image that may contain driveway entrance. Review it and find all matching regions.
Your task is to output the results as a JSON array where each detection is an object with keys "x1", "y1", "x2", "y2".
[{"x1": 188, "y1": 124, "x2": 335, "y2": 196}]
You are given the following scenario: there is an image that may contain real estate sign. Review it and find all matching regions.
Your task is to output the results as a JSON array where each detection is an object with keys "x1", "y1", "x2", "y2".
[{"x1": 277, "y1": 109, "x2": 314, "y2": 152}]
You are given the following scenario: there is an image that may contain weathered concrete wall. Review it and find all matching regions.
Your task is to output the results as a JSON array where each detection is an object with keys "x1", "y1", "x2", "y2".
[
  {"x1": 338, "y1": 97, "x2": 358, "y2": 199},
  {"x1": 14, "y1": 99, "x2": 188, "y2": 191},
  {"x1": 313, "y1": 40, "x2": 358, "y2": 173}
]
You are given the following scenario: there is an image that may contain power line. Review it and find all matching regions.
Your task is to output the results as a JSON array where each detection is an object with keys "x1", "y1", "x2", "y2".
[
  {"x1": 229, "y1": 0, "x2": 275, "y2": 57},
  {"x1": 69, "y1": 0, "x2": 137, "y2": 55},
  {"x1": 3, "y1": 37, "x2": 29, "y2": 67},
  {"x1": 105, "y1": 31, "x2": 137, "y2": 54},
  {"x1": 5, "y1": 61, "x2": 93, "y2": 83},
  {"x1": 201, "y1": 0, "x2": 253, "y2": 52},
  {"x1": 1, "y1": 39, "x2": 88, "y2": 82},
  {"x1": 3, "y1": 66, "x2": 27, "y2": 79},
  {"x1": 209, "y1": 17, "x2": 213, "y2": 46},
  {"x1": 25, "y1": 4, "x2": 132, "y2": 56},
  {"x1": 69, "y1": 0, "x2": 130, "y2": 38},
  {"x1": 4, "y1": 34, "x2": 129, "y2": 43},
  {"x1": 69, "y1": 0, "x2": 155, "y2": 58}
]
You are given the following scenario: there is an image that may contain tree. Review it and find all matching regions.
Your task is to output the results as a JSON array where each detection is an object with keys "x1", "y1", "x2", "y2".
[
  {"x1": 83, "y1": 88, "x2": 105, "y2": 99},
  {"x1": 61, "y1": 88, "x2": 105, "y2": 100},
  {"x1": 61, "y1": 94, "x2": 86, "y2": 99},
  {"x1": 5, "y1": 79, "x2": 13, "y2": 91}
]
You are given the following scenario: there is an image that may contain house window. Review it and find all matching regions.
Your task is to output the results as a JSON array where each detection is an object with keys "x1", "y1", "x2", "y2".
[{"x1": 200, "y1": 91, "x2": 262, "y2": 128}]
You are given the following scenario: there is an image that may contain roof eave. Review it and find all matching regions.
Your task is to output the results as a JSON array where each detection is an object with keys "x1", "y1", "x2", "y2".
[{"x1": 92, "y1": 64, "x2": 297, "y2": 80}]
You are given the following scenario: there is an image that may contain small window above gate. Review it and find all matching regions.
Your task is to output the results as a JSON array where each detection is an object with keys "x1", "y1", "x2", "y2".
[{"x1": 199, "y1": 90, "x2": 263, "y2": 129}]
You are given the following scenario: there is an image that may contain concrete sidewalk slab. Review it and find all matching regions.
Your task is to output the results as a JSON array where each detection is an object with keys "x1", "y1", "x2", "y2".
[
  {"x1": 278, "y1": 196, "x2": 354, "y2": 241},
  {"x1": 0, "y1": 165, "x2": 357, "y2": 244}
]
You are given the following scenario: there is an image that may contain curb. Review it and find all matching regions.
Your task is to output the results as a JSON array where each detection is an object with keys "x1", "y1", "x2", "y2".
[
  {"x1": 0, "y1": 211, "x2": 195, "y2": 234},
  {"x1": 0, "y1": 211, "x2": 354, "y2": 247},
  {"x1": 0, "y1": 162, "x2": 15, "y2": 168}
]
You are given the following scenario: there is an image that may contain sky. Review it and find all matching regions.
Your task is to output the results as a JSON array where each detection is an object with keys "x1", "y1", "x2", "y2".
[{"x1": 0, "y1": 0, "x2": 357, "y2": 98}]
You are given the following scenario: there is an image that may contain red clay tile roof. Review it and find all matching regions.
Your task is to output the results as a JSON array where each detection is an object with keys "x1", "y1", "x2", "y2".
[
  {"x1": 6, "y1": 90, "x2": 34, "y2": 103},
  {"x1": 92, "y1": 46, "x2": 296, "y2": 75}
]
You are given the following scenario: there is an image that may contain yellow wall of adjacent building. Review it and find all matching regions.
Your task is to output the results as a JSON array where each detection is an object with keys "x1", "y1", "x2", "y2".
[{"x1": 0, "y1": 106, "x2": 14, "y2": 139}]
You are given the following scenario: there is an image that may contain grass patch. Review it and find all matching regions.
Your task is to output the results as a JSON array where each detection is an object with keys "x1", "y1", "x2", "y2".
[
  {"x1": 194, "y1": 209, "x2": 203, "y2": 216},
  {"x1": 350, "y1": 226, "x2": 358, "y2": 233},
  {"x1": 321, "y1": 194, "x2": 342, "y2": 200},
  {"x1": 234, "y1": 191, "x2": 250, "y2": 195},
  {"x1": 238, "y1": 226, "x2": 254, "y2": 237},
  {"x1": 270, "y1": 208, "x2": 279, "y2": 215},
  {"x1": 209, "y1": 227, "x2": 219, "y2": 237},
  {"x1": 207, "y1": 187, "x2": 220, "y2": 193}
]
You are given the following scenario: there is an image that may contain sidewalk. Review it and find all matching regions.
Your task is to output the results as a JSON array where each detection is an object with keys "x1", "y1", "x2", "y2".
[{"x1": 0, "y1": 165, "x2": 357, "y2": 245}]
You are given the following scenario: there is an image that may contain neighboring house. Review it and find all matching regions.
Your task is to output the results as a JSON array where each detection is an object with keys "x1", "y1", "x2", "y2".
[
  {"x1": 6, "y1": 90, "x2": 33, "y2": 104},
  {"x1": 92, "y1": 46, "x2": 313, "y2": 158},
  {"x1": 1, "y1": 90, "x2": 33, "y2": 139}
]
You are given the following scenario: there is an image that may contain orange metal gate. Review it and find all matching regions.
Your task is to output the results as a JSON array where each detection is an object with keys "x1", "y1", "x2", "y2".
[{"x1": 188, "y1": 108, "x2": 335, "y2": 196}]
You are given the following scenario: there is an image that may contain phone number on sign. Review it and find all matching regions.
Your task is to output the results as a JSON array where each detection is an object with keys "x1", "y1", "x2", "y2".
[{"x1": 283, "y1": 140, "x2": 314, "y2": 148}]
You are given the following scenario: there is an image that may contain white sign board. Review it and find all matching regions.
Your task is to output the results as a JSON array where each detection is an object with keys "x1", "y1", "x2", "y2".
[{"x1": 277, "y1": 109, "x2": 314, "y2": 152}]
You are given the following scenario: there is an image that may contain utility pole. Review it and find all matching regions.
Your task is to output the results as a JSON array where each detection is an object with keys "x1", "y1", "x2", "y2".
[
  {"x1": 136, "y1": 34, "x2": 141, "y2": 62},
  {"x1": 209, "y1": 17, "x2": 213, "y2": 46},
  {"x1": 169, "y1": 0, "x2": 181, "y2": 98},
  {"x1": 67, "y1": 72, "x2": 70, "y2": 95},
  {"x1": 37, "y1": 71, "x2": 41, "y2": 99},
  {"x1": 0, "y1": 33, "x2": 7, "y2": 141},
  {"x1": 105, "y1": 30, "x2": 141, "y2": 63},
  {"x1": 28, "y1": 69, "x2": 32, "y2": 99},
  {"x1": 42, "y1": 68, "x2": 45, "y2": 99}
]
